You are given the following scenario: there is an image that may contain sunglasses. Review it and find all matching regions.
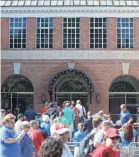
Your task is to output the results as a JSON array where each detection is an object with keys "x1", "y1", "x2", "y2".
[{"x1": 110, "y1": 136, "x2": 120, "y2": 140}]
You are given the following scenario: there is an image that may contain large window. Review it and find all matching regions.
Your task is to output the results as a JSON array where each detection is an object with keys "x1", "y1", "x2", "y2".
[
  {"x1": 36, "y1": 18, "x2": 53, "y2": 48},
  {"x1": 63, "y1": 18, "x2": 80, "y2": 48},
  {"x1": 10, "y1": 18, "x2": 26, "y2": 48},
  {"x1": 117, "y1": 18, "x2": 134, "y2": 48},
  {"x1": 90, "y1": 18, "x2": 107, "y2": 48}
]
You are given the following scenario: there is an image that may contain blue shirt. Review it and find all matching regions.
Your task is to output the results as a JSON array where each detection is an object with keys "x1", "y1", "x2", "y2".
[
  {"x1": 0, "y1": 125, "x2": 21, "y2": 157},
  {"x1": 84, "y1": 117, "x2": 93, "y2": 133},
  {"x1": 63, "y1": 107, "x2": 75, "y2": 126},
  {"x1": 120, "y1": 110, "x2": 132, "y2": 125},
  {"x1": 120, "y1": 131, "x2": 136, "y2": 146},
  {"x1": 40, "y1": 122, "x2": 51, "y2": 136},
  {"x1": 20, "y1": 134, "x2": 35, "y2": 157},
  {"x1": 73, "y1": 130, "x2": 87, "y2": 142},
  {"x1": 24, "y1": 109, "x2": 37, "y2": 121}
]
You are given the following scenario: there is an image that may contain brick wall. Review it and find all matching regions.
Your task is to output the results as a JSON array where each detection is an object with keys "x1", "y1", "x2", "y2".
[
  {"x1": 134, "y1": 18, "x2": 139, "y2": 49},
  {"x1": 107, "y1": 17, "x2": 117, "y2": 49},
  {"x1": 53, "y1": 17, "x2": 62, "y2": 49},
  {"x1": 80, "y1": 17, "x2": 90, "y2": 49},
  {"x1": 1, "y1": 60, "x2": 139, "y2": 113},
  {"x1": 1, "y1": 18, "x2": 9, "y2": 49},
  {"x1": 26, "y1": 17, "x2": 36, "y2": 49}
]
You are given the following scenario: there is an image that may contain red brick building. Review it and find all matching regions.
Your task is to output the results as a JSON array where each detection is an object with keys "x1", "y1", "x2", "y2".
[{"x1": 1, "y1": 0, "x2": 139, "y2": 120}]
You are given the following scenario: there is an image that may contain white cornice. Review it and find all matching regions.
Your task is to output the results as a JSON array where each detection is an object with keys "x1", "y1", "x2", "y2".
[
  {"x1": 1, "y1": 50, "x2": 139, "y2": 60},
  {"x1": 1, "y1": 6, "x2": 139, "y2": 17}
]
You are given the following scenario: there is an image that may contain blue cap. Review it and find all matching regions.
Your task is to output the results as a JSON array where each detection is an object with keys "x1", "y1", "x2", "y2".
[{"x1": 17, "y1": 114, "x2": 24, "y2": 119}]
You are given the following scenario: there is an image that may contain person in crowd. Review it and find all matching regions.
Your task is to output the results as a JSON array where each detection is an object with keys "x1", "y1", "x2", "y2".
[
  {"x1": 20, "y1": 121, "x2": 36, "y2": 157},
  {"x1": 28, "y1": 120, "x2": 45, "y2": 152},
  {"x1": 40, "y1": 115, "x2": 51, "y2": 136},
  {"x1": 0, "y1": 114, "x2": 23, "y2": 157},
  {"x1": 14, "y1": 114, "x2": 24, "y2": 134},
  {"x1": 51, "y1": 123, "x2": 73, "y2": 157},
  {"x1": 0, "y1": 109, "x2": 6, "y2": 120},
  {"x1": 41, "y1": 102, "x2": 49, "y2": 115},
  {"x1": 71, "y1": 101, "x2": 80, "y2": 131},
  {"x1": 45, "y1": 103, "x2": 58, "y2": 122},
  {"x1": 119, "y1": 123, "x2": 136, "y2": 146},
  {"x1": 57, "y1": 105, "x2": 62, "y2": 113},
  {"x1": 91, "y1": 117, "x2": 104, "y2": 148},
  {"x1": 24, "y1": 105, "x2": 37, "y2": 121},
  {"x1": 102, "y1": 120, "x2": 113, "y2": 133},
  {"x1": 54, "y1": 111, "x2": 68, "y2": 126},
  {"x1": 84, "y1": 111, "x2": 93, "y2": 133},
  {"x1": 0, "y1": 109, "x2": 6, "y2": 127},
  {"x1": 97, "y1": 110, "x2": 106, "y2": 121},
  {"x1": 73, "y1": 123, "x2": 87, "y2": 142},
  {"x1": 120, "y1": 104, "x2": 133, "y2": 125},
  {"x1": 39, "y1": 136, "x2": 63, "y2": 157},
  {"x1": 63, "y1": 102, "x2": 75, "y2": 141},
  {"x1": 91, "y1": 128, "x2": 121, "y2": 157},
  {"x1": 106, "y1": 114, "x2": 114, "y2": 124},
  {"x1": 76, "y1": 100, "x2": 86, "y2": 123}
]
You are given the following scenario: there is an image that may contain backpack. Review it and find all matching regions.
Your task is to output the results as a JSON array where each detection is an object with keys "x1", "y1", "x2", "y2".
[
  {"x1": 79, "y1": 131, "x2": 96, "y2": 157},
  {"x1": 91, "y1": 145, "x2": 115, "y2": 157}
]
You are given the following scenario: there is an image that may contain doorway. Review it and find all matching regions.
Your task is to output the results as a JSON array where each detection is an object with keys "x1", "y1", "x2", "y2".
[
  {"x1": 1, "y1": 75, "x2": 34, "y2": 116},
  {"x1": 109, "y1": 76, "x2": 139, "y2": 123}
]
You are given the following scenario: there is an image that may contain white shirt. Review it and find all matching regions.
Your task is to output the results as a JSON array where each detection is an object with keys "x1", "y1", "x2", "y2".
[
  {"x1": 62, "y1": 144, "x2": 73, "y2": 157},
  {"x1": 14, "y1": 120, "x2": 23, "y2": 134},
  {"x1": 91, "y1": 128, "x2": 104, "y2": 146},
  {"x1": 75, "y1": 104, "x2": 86, "y2": 117}
]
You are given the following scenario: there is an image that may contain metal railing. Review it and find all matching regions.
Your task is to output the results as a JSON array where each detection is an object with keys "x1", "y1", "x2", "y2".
[
  {"x1": 128, "y1": 142, "x2": 139, "y2": 157},
  {"x1": 67, "y1": 142, "x2": 81, "y2": 156}
]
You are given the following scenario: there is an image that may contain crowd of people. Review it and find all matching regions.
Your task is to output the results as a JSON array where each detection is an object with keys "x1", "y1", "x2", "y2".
[{"x1": 0, "y1": 100, "x2": 139, "y2": 157}]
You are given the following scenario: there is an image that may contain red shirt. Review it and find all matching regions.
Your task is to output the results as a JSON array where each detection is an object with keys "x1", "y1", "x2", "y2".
[
  {"x1": 41, "y1": 106, "x2": 48, "y2": 114},
  {"x1": 73, "y1": 107, "x2": 80, "y2": 126},
  {"x1": 28, "y1": 128, "x2": 44, "y2": 151},
  {"x1": 91, "y1": 145, "x2": 116, "y2": 157}
]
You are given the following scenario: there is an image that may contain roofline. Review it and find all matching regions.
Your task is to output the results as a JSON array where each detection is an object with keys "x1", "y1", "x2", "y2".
[{"x1": 1, "y1": 6, "x2": 139, "y2": 18}]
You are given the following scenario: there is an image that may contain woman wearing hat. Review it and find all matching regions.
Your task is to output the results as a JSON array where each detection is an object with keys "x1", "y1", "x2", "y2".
[
  {"x1": 0, "y1": 114, "x2": 23, "y2": 157},
  {"x1": 20, "y1": 121, "x2": 36, "y2": 157},
  {"x1": 91, "y1": 128, "x2": 121, "y2": 157},
  {"x1": 51, "y1": 123, "x2": 73, "y2": 157}
]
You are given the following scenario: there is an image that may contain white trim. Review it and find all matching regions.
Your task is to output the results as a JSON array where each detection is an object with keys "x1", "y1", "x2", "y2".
[
  {"x1": 1, "y1": 50, "x2": 139, "y2": 60},
  {"x1": 1, "y1": 7, "x2": 139, "y2": 17}
]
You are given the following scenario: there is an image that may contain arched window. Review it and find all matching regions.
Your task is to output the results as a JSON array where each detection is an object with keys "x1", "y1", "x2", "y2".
[{"x1": 109, "y1": 81, "x2": 136, "y2": 92}]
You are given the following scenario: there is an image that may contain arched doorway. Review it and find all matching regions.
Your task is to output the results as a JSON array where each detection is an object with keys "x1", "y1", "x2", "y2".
[
  {"x1": 48, "y1": 69, "x2": 93, "y2": 107},
  {"x1": 109, "y1": 76, "x2": 139, "y2": 122},
  {"x1": 1, "y1": 74, "x2": 34, "y2": 115}
]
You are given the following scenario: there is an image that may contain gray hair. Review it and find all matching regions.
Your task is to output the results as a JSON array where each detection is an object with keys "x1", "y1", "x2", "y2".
[{"x1": 21, "y1": 121, "x2": 30, "y2": 129}]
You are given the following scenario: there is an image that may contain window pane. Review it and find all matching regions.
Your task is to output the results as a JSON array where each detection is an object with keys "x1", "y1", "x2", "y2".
[
  {"x1": 36, "y1": 17, "x2": 53, "y2": 48},
  {"x1": 63, "y1": 18, "x2": 80, "y2": 48},
  {"x1": 117, "y1": 18, "x2": 134, "y2": 49},
  {"x1": 90, "y1": 18, "x2": 107, "y2": 48},
  {"x1": 10, "y1": 18, "x2": 26, "y2": 48}
]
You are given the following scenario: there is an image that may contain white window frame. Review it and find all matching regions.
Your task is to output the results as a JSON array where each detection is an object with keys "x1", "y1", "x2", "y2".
[
  {"x1": 9, "y1": 17, "x2": 26, "y2": 49},
  {"x1": 63, "y1": 17, "x2": 80, "y2": 49},
  {"x1": 90, "y1": 17, "x2": 107, "y2": 49},
  {"x1": 36, "y1": 17, "x2": 53, "y2": 49},
  {"x1": 117, "y1": 18, "x2": 134, "y2": 49}
]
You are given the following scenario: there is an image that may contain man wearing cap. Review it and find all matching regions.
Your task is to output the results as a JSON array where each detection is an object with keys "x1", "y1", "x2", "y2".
[
  {"x1": 0, "y1": 114, "x2": 23, "y2": 157},
  {"x1": 51, "y1": 123, "x2": 73, "y2": 157},
  {"x1": 14, "y1": 114, "x2": 24, "y2": 134}
]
